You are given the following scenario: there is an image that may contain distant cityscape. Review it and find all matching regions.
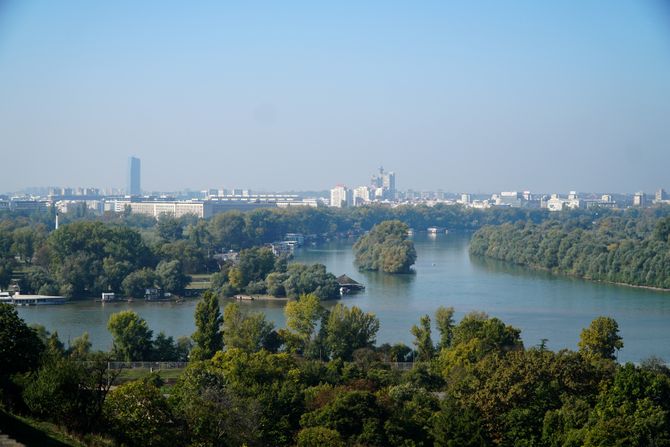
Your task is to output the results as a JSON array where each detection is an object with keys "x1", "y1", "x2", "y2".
[{"x1": 0, "y1": 156, "x2": 668, "y2": 218}]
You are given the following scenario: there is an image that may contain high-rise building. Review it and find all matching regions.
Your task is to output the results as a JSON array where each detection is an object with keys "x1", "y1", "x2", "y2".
[
  {"x1": 370, "y1": 166, "x2": 396, "y2": 200},
  {"x1": 353, "y1": 186, "x2": 371, "y2": 205},
  {"x1": 656, "y1": 188, "x2": 668, "y2": 202},
  {"x1": 633, "y1": 192, "x2": 646, "y2": 207},
  {"x1": 127, "y1": 156, "x2": 141, "y2": 196},
  {"x1": 330, "y1": 185, "x2": 352, "y2": 208}
]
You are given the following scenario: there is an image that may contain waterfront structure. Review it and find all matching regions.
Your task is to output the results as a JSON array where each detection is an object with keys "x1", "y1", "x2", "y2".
[
  {"x1": 127, "y1": 156, "x2": 141, "y2": 196},
  {"x1": 330, "y1": 185, "x2": 352, "y2": 208}
]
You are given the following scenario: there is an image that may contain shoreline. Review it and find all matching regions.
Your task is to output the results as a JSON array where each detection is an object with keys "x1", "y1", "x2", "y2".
[{"x1": 473, "y1": 254, "x2": 670, "y2": 293}]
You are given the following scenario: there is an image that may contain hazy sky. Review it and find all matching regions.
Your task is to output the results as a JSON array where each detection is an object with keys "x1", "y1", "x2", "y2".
[{"x1": 1, "y1": 1, "x2": 669, "y2": 194}]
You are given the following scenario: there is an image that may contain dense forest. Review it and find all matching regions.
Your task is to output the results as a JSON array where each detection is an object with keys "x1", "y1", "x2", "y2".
[
  {"x1": 2, "y1": 296, "x2": 670, "y2": 446},
  {"x1": 353, "y1": 220, "x2": 417, "y2": 273},
  {"x1": 470, "y1": 208, "x2": 670, "y2": 289}
]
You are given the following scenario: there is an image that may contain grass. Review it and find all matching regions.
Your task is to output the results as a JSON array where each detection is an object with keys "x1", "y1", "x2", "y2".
[
  {"x1": 116, "y1": 367, "x2": 185, "y2": 382},
  {"x1": 0, "y1": 410, "x2": 85, "y2": 447},
  {"x1": 187, "y1": 273, "x2": 212, "y2": 289}
]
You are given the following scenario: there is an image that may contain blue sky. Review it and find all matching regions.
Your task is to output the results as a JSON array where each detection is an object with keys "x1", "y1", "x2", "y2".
[{"x1": 1, "y1": 1, "x2": 669, "y2": 193}]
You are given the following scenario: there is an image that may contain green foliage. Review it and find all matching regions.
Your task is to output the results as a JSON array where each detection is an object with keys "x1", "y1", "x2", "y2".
[
  {"x1": 155, "y1": 259, "x2": 190, "y2": 294},
  {"x1": 300, "y1": 390, "x2": 384, "y2": 444},
  {"x1": 578, "y1": 316, "x2": 624, "y2": 360},
  {"x1": 296, "y1": 426, "x2": 345, "y2": 447},
  {"x1": 282, "y1": 263, "x2": 340, "y2": 299},
  {"x1": 470, "y1": 209, "x2": 670, "y2": 289},
  {"x1": 223, "y1": 302, "x2": 276, "y2": 352},
  {"x1": 228, "y1": 246, "x2": 276, "y2": 290},
  {"x1": 67, "y1": 332, "x2": 92, "y2": 360},
  {"x1": 0, "y1": 304, "x2": 44, "y2": 379},
  {"x1": 107, "y1": 311, "x2": 153, "y2": 361},
  {"x1": 121, "y1": 267, "x2": 156, "y2": 298},
  {"x1": 411, "y1": 314, "x2": 436, "y2": 361},
  {"x1": 324, "y1": 303, "x2": 380, "y2": 360},
  {"x1": 435, "y1": 306, "x2": 455, "y2": 349},
  {"x1": 23, "y1": 356, "x2": 111, "y2": 432},
  {"x1": 284, "y1": 293, "x2": 326, "y2": 353},
  {"x1": 190, "y1": 290, "x2": 223, "y2": 360},
  {"x1": 47, "y1": 221, "x2": 153, "y2": 297},
  {"x1": 431, "y1": 398, "x2": 491, "y2": 447},
  {"x1": 582, "y1": 363, "x2": 670, "y2": 446},
  {"x1": 104, "y1": 379, "x2": 178, "y2": 447},
  {"x1": 0, "y1": 258, "x2": 14, "y2": 290},
  {"x1": 170, "y1": 361, "x2": 259, "y2": 446},
  {"x1": 354, "y1": 220, "x2": 417, "y2": 273}
]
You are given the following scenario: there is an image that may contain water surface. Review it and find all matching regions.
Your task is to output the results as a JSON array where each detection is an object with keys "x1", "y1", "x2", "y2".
[{"x1": 17, "y1": 233, "x2": 670, "y2": 362}]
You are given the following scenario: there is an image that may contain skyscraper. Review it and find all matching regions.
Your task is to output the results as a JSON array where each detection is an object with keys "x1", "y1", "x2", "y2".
[{"x1": 127, "y1": 156, "x2": 141, "y2": 196}]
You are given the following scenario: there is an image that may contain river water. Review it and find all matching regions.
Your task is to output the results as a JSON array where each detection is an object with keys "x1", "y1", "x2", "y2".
[{"x1": 16, "y1": 233, "x2": 670, "y2": 362}]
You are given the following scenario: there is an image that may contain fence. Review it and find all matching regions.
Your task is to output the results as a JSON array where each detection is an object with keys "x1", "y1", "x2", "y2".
[
  {"x1": 103, "y1": 361, "x2": 414, "y2": 371},
  {"x1": 106, "y1": 361, "x2": 189, "y2": 370}
]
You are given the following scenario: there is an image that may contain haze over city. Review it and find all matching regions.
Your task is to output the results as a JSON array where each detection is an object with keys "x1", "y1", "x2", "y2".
[{"x1": 1, "y1": 1, "x2": 670, "y2": 193}]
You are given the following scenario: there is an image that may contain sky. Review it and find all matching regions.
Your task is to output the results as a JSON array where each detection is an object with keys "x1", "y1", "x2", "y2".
[{"x1": 1, "y1": 1, "x2": 670, "y2": 194}]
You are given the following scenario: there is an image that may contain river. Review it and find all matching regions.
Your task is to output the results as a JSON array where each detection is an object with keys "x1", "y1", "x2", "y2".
[{"x1": 16, "y1": 233, "x2": 670, "y2": 363}]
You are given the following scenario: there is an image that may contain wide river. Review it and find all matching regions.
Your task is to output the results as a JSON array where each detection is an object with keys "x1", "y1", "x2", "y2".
[{"x1": 17, "y1": 233, "x2": 670, "y2": 363}]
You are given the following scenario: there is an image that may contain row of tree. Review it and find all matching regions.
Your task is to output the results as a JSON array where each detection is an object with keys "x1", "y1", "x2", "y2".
[
  {"x1": 4, "y1": 293, "x2": 670, "y2": 446},
  {"x1": 470, "y1": 208, "x2": 670, "y2": 289}
]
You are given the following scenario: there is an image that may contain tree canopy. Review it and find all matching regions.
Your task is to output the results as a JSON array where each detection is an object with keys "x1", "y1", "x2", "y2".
[{"x1": 353, "y1": 220, "x2": 417, "y2": 273}]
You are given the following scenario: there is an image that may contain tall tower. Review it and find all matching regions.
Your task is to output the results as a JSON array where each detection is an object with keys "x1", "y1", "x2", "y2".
[{"x1": 127, "y1": 156, "x2": 141, "y2": 196}]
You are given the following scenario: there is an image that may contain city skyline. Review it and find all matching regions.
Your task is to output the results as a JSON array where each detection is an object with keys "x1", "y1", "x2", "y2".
[{"x1": 1, "y1": 2, "x2": 670, "y2": 193}]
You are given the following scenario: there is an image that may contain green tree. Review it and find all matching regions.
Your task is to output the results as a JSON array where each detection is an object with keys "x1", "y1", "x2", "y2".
[
  {"x1": 0, "y1": 303, "x2": 44, "y2": 380},
  {"x1": 296, "y1": 427, "x2": 345, "y2": 447},
  {"x1": 435, "y1": 306, "x2": 455, "y2": 349},
  {"x1": 155, "y1": 259, "x2": 190, "y2": 294},
  {"x1": 156, "y1": 215, "x2": 183, "y2": 242},
  {"x1": 431, "y1": 398, "x2": 491, "y2": 447},
  {"x1": 300, "y1": 390, "x2": 384, "y2": 444},
  {"x1": 107, "y1": 310, "x2": 154, "y2": 361},
  {"x1": 121, "y1": 268, "x2": 156, "y2": 298},
  {"x1": 68, "y1": 332, "x2": 92, "y2": 360},
  {"x1": 578, "y1": 316, "x2": 624, "y2": 360},
  {"x1": 190, "y1": 291, "x2": 223, "y2": 360},
  {"x1": 284, "y1": 293, "x2": 325, "y2": 353},
  {"x1": 104, "y1": 378, "x2": 178, "y2": 447},
  {"x1": 411, "y1": 315, "x2": 436, "y2": 361},
  {"x1": 23, "y1": 356, "x2": 111, "y2": 432},
  {"x1": 353, "y1": 220, "x2": 416, "y2": 273},
  {"x1": 0, "y1": 258, "x2": 13, "y2": 290},
  {"x1": 324, "y1": 303, "x2": 380, "y2": 360},
  {"x1": 171, "y1": 361, "x2": 260, "y2": 446},
  {"x1": 223, "y1": 302, "x2": 275, "y2": 352}
]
